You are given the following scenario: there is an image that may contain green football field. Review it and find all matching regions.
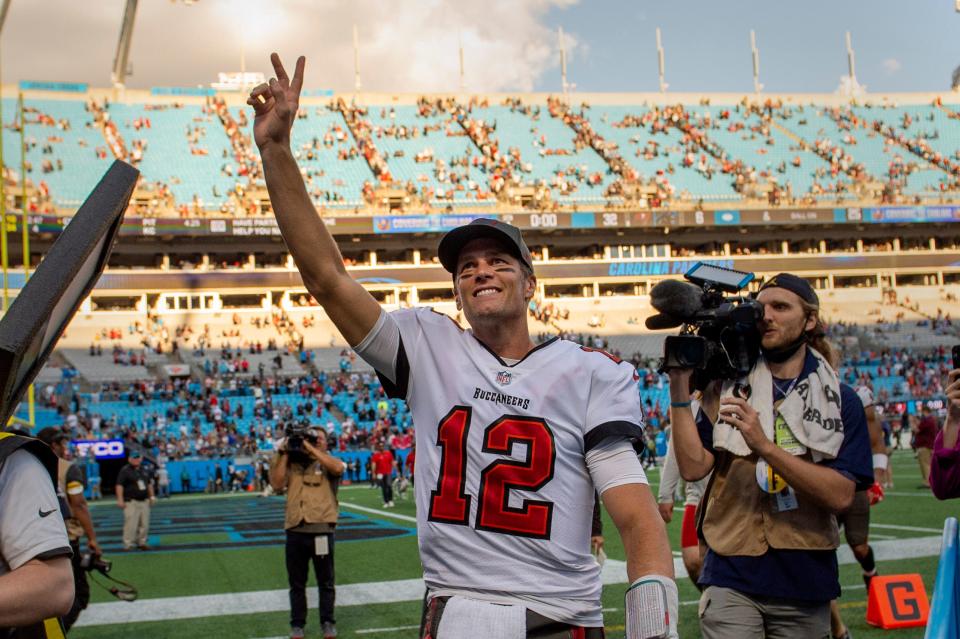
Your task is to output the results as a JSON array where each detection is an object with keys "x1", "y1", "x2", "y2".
[{"x1": 70, "y1": 449, "x2": 955, "y2": 639}]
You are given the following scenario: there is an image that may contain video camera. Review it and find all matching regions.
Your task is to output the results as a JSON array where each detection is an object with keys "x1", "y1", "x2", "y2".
[
  {"x1": 284, "y1": 420, "x2": 321, "y2": 465},
  {"x1": 79, "y1": 552, "x2": 111, "y2": 574},
  {"x1": 80, "y1": 552, "x2": 139, "y2": 602},
  {"x1": 647, "y1": 262, "x2": 763, "y2": 389}
]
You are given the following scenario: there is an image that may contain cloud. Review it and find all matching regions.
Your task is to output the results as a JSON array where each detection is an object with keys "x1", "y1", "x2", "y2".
[
  {"x1": 2, "y1": 0, "x2": 580, "y2": 93},
  {"x1": 881, "y1": 58, "x2": 902, "y2": 75}
]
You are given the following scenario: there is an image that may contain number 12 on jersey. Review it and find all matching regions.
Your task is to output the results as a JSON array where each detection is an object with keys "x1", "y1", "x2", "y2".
[{"x1": 428, "y1": 406, "x2": 557, "y2": 539}]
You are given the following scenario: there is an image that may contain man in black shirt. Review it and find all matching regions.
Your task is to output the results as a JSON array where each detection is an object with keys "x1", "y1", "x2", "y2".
[{"x1": 115, "y1": 450, "x2": 154, "y2": 550}]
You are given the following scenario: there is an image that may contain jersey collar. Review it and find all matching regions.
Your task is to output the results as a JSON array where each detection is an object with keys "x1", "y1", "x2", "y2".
[{"x1": 470, "y1": 334, "x2": 560, "y2": 368}]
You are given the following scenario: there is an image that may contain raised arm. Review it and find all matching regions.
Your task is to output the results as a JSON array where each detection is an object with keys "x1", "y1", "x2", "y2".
[
  {"x1": 248, "y1": 53, "x2": 381, "y2": 346},
  {"x1": 668, "y1": 369, "x2": 716, "y2": 481}
]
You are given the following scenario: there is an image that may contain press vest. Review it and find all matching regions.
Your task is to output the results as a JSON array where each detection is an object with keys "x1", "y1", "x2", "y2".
[
  {"x1": 699, "y1": 450, "x2": 840, "y2": 557},
  {"x1": 280, "y1": 456, "x2": 339, "y2": 531}
]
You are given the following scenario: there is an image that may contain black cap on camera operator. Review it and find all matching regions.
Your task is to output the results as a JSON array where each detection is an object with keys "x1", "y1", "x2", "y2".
[
  {"x1": 269, "y1": 424, "x2": 346, "y2": 639},
  {"x1": 35, "y1": 427, "x2": 101, "y2": 633},
  {"x1": 665, "y1": 273, "x2": 873, "y2": 639}
]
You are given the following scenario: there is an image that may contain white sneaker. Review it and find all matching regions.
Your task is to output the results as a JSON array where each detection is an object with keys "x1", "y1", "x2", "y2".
[
  {"x1": 388, "y1": 500, "x2": 395, "y2": 508},
  {"x1": 383, "y1": 502, "x2": 390, "y2": 508}
]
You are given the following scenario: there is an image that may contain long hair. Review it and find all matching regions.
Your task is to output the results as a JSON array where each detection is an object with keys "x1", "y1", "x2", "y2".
[{"x1": 799, "y1": 298, "x2": 839, "y2": 369}]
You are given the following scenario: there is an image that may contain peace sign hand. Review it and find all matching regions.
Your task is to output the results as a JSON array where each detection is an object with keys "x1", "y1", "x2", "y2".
[{"x1": 246, "y1": 53, "x2": 305, "y2": 151}]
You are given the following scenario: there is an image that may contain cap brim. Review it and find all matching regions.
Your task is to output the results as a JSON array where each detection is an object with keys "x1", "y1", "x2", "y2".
[{"x1": 438, "y1": 225, "x2": 525, "y2": 274}]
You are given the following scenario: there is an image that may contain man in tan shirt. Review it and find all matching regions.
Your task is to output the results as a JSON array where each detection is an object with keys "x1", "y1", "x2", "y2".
[{"x1": 270, "y1": 427, "x2": 346, "y2": 639}]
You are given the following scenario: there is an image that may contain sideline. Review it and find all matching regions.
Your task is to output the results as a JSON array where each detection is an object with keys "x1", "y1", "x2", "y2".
[{"x1": 75, "y1": 534, "x2": 944, "y2": 627}]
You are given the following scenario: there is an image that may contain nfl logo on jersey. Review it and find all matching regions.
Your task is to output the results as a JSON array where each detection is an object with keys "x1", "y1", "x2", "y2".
[{"x1": 496, "y1": 370, "x2": 512, "y2": 386}]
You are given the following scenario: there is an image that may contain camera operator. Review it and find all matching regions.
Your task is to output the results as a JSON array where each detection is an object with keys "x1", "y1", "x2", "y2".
[
  {"x1": 0, "y1": 430, "x2": 74, "y2": 636},
  {"x1": 667, "y1": 274, "x2": 873, "y2": 638},
  {"x1": 270, "y1": 425, "x2": 346, "y2": 639},
  {"x1": 36, "y1": 427, "x2": 101, "y2": 632}
]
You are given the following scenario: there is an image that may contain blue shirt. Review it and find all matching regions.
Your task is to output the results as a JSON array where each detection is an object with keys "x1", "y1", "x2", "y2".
[{"x1": 696, "y1": 350, "x2": 874, "y2": 602}]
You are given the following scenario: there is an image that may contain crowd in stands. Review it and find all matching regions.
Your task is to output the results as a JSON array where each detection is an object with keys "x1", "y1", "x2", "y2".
[
  {"x1": 34, "y1": 307, "x2": 960, "y2": 485},
  {"x1": 12, "y1": 92, "x2": 960, "y2": 215}
]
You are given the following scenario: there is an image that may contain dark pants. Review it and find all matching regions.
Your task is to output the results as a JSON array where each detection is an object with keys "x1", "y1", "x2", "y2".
[
  {"x1": 379, "y1": 474, "x2": 394, "y2": 503},
  {"x1": 63, "y1": 538, "x2": 90, "y2": 631},
  {"x1": 285, "y1": 530, "x2": 335, "y2": 628}
]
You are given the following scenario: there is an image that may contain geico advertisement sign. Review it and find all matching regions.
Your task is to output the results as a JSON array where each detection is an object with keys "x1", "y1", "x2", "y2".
[{"x1": 72, "y1": 439, "x2": 126, "y2": 459}]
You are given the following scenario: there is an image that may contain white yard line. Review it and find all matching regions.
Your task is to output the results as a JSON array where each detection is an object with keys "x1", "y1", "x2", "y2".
[
  {"x1": 76, "y1": 535, "x2": 945, "y2": 628},
  {"x1": 355, "y1": 625, "x2": 421, "y2": 635},
  {"x1": 340, "y1": 501, "x2": 418, "y2": 524},
  {"x1": 871, "y1": 523, "x2": 944, "y2": 534}
]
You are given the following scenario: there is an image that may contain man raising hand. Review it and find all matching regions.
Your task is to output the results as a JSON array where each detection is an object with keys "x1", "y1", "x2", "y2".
[{"x1": 249, "y1": 54, "x2": 677, "y2": 639}]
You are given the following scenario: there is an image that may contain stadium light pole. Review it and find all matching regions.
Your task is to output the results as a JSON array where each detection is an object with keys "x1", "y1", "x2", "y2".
[
  {"x1": 17, "y1": 91, "x2": 26, "y2": 285},
  {"x1": 16, "y1": 90, "x2": 32, "y2": 425},
  {"x1": 656, "y1": 27, "x2": 668, "y2": 93},
  {"x1": 0, "y1": 0, "x2": 10, "y2": 35},
  {"x1": 845, "y1": 31, "x2": 858, "y2": 88},
  {"x1": 750, "y1": 30, "x2": 763, "y2": 94},
  {"x1": 112, "y1": 0, "x2": 138, "y2": 91}
]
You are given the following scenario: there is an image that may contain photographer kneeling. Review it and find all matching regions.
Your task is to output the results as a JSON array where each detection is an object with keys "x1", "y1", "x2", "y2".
[
  {"x1": 667, "y1": 274, "x2": 873, "y2": 638},
  {"x1": 270, "y1": 424, "x2": 346, "y2": 639}
]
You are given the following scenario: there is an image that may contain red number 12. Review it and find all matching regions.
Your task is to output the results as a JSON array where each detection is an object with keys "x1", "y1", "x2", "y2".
[{"x1": 428, "y1": 406, "x2": 556, "y2": 539}]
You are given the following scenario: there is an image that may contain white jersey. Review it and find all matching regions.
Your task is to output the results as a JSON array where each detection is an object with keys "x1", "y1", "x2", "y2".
[
  {"x1": 355, "y1": 307, "x2": 645, "y2": 625},
  {"x1": 657, "y1": 436, "x2": 707, "y2": 507}
]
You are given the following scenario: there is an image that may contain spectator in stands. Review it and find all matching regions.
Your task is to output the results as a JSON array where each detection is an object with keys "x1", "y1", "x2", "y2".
[
  {"x1": 270, "y1": 428, "x2": 346, "y2": 639},
  {"x1": 931, "y1": 370, "x2": 960, "y2": 499},
  {"x1": 115, "y1": 450, "x2": 155, "y2": 551},
  {"x1": 912, "y1": 405, "x2": 938, "y2": 487}
]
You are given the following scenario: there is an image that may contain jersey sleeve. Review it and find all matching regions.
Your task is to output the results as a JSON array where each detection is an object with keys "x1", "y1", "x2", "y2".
[
  {"x1": 0, "y1": 450, "x2": 72, "y2": 571},
  {"x1": 583, "y1": 357, "x2": 644, "y2": 452},
  {"x1": 355, "y1": 307, "x2": 438, "y2": 401},
  {"x1": 354, "y1": 307, "x2": 459, "y2": 401},
  {"x1": 65, "y1": 463, "x2": 86, "y2": 497}
]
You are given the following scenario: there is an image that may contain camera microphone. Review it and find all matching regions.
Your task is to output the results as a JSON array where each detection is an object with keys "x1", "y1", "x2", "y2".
[
  {"x1": 649, "y1": 280, "x2": 704, "y2": 320},
  {"x1": 645, "y1": 314, "x2": 685, "y2": 330}
]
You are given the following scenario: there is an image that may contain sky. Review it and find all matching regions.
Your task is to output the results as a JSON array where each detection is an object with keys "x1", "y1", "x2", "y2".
[{"x1": 1, "y1": 0, "x2": 958, "y2": 95}]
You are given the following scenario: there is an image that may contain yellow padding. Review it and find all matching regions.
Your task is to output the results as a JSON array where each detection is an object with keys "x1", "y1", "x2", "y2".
[{"x1": 43, "y1": 617, "x2": 66, "y2": 639}]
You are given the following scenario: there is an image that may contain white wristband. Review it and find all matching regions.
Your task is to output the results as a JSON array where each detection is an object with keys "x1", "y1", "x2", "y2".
[
  {"x1": 625, "y1": 574, "x2": 679, "y2": 639},
  {"x1": 872, "y1": 453, "x2": 888, "y2": 470}
]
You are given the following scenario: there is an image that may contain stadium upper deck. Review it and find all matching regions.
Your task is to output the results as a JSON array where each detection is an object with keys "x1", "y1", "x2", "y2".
[{"x1": 6, "y1": 86, "x2": 960, "y2": 216}]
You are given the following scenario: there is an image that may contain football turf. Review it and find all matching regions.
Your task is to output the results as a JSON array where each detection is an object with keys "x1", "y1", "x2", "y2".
[{"x1": 70, "y1": 450, "x2": 953, "y2": 638}]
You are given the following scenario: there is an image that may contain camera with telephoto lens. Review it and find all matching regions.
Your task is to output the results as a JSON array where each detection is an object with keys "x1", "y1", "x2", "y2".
[
  {"x1": 284, "y1": 420, "x2": 320, "y2": 465},
  {"x1": 647, "y1": 262, "x2": 764, "y2": 389},
  {"x1": 79, "y1": 552, "x2": 111, "y2": 574}
]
